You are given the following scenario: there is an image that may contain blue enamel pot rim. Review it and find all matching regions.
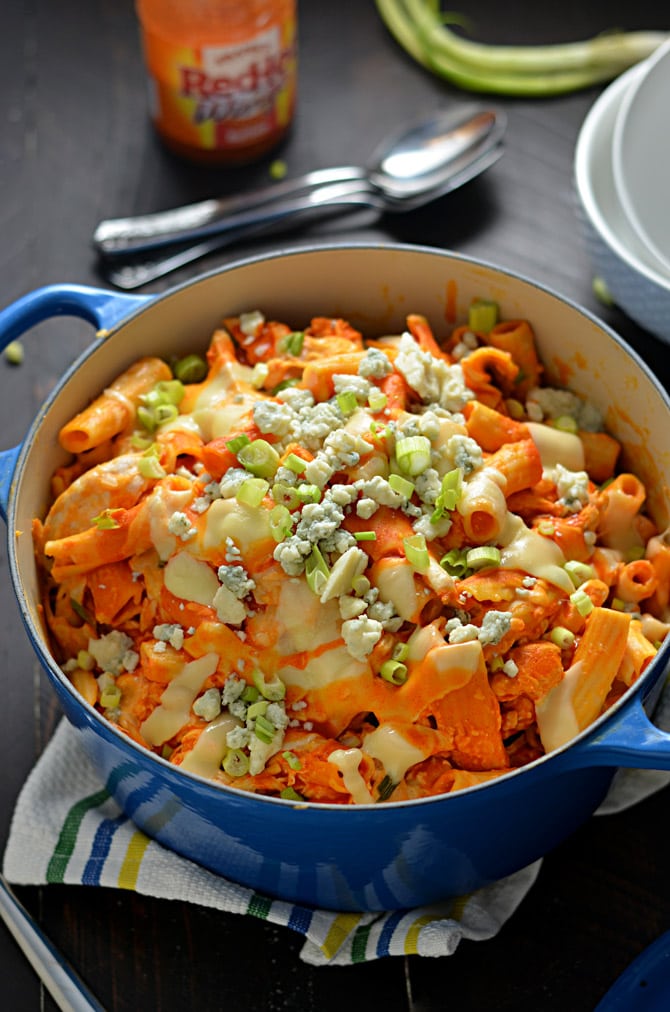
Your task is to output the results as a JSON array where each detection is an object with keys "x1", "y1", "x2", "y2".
[{"x1": 2, "y1": 240, "x2": 670, "y2": 817}]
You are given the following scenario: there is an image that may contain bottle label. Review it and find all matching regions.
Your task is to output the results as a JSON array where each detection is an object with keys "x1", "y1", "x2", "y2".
[{"x1": 143, "y1": 19, "x2": 296, "y2": 155}]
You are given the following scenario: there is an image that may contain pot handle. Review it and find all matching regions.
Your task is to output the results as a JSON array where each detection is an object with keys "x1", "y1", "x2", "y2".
[
  {"x1": 561, "y1": 689, "x2": 670, "y2": 771},
  {"x1": 0, "y1": 284, "x2": 151, "y2": 350},
  {"x1": 0, "y1": 285, "x2": 151, "y2": 520}
]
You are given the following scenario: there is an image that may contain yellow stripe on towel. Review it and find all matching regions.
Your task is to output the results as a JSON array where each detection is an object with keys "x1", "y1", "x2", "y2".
[
  {"x1": 117, "y1": 829, "x2": 151, "y2": 890},
  {"x1": 320, "y1": 913, "x2": 363, "y2": 959}
]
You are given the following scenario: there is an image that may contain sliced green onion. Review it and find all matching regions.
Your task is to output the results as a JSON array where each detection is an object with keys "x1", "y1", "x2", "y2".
[
  {"x1": 138, "y1": 454, "x2": 166, "y2": 479},
  {"x1": 254, "y1": 714, "x2": 276, "y2": 744},
  {"x1": 137, "y1": 405, "x2": 158, "y2": 432},
  {"x1": 272, "y1": 482, "x2": 301, "y2": 509},
  {"x1": 337, "y1": 390, "x2": 358, "y2": 416},
  {"x1": 392, "y1": 641, "x2": 409, "y2": 662},
  {"x1": 403, "y1": 533, "x2": 430, "y2": 571},
  {"x1": 395, "y1": 435, "x2": 432, "y2": 476},
  {"x1": 247, "y1": 699, "x2": 268, "y2": 721},
  {"x1": 77, "y1": 649, "x2": 95, "y2": 671},
  {"x1": 468, "y1": 298, "x2": 499, "y2": 333},
  {"x1": 439, "y1": 547, "x2": 470, "y2": 577},
  {"x1": 250, "y1": 362, "x2": 269, "y2": 388},
  {"x1": 238, "y1": 438, "x2": 280, "y2": 478},
  {"x1": 154, "y1": 403, "x2": 179, "y2": 427},
  {"x1": 226, "y1": 433, "x2": 251, "y2": 455},
  {"x1": 4, "y1": 340, "x2": 24, "y2": 365},
  {"x1": 91, "y1": 509, "x2": 121, "y2": 530},
  {"x1": 537, "y1": 520, "x2": 555, "y2": 536},
  {"x1": 252, "y1": 668, "x2": 286, "y2": 701},
  {"x1": 305, "y1": 545, "x2": 330, "y2": 595},
  {"x1": 354, "y1": 531, "x2": 377, "y2": 542},
  {"x1": 388, "y1": 473, "x2": 415, "y2": 499},
  {"x1": 174, "y1": 353, "x2": 207, "y2": 384},
  {"x1": 269, "y1": 504, "x2": 293, "y2": 542},
  {"x1": 506, "y1": 398, "x2": 525, "y2": 420},
  {"x1": 241, "y1": 684, "x2": 261, "y2": 703},
  {"x1": 283, "y1": 452, "x2": 307, "y2": 474},
  {"x1": 352, "y1": 575, "x2": 371, "y2": 596},
  {"x1": 432, "y1": 468, "x2": 463, "y2": 520},
  {"x1": 379, "y1": 659, "x2": 408, "y2": 685},
  {"x1": 154, "y1": 379, "x2": 185, "y2": 405},
  {"x1": 236, "y1": 477, "x2": 269, "y2": 507},
  {"x1": 295, "y1": 483, "x2": 322, "y2": 504},
  {"x1": 222, "y1": 748, "x2": 250, "y2": 777},
  {"x1": 553, "y1": 414, "x2": 578, "y2": 434},
  {"x1": 71, "y1": 599, "x2": 96, "y2": 626},
  {"x1": 368, "y1": 388, "x2": 388, "y2": 413},
  {"x1": 564, "y1": 560, "x2": 595, "y2": 587},
  {"x1": 282, "y1": 750, "x2": 302, "y2": 771},
  {"x1": 375, "y1": 0, "x2": 666, "y2": 96},
  {"x1": 280, "y1": 787, "x2": 305, "y2": 801},
  {"x1": 570, "y1": 588, "x2": 594, "y2": 617},
  {"x1": 592, "y1": 276, "x2": 615, "y2": 307},
  {"x1": 550, "y1": 626, "x2": 576, "y2": 649},
  {"x1": 279, "y1": 330, "x2": 305, "y2": 356},
  {"x1": 625, "y1": 545, "x2": 645, "y2": 562},
  {"x1": 100, "y1": 685, "x2": 121, "y2": 709},
  {"x1": 466, "y1": 546, "x2": 501, "y2": 570},
  {"x1": 377, "y1": 774, "x2": 397, "y2": 801}
]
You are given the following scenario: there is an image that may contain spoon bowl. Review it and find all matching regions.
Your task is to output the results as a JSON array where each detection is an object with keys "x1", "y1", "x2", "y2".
[{"x1": 93, "y1": 104, "x2": 506, "y2": 258}]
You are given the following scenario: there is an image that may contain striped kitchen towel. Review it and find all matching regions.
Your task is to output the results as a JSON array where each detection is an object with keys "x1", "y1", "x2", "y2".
[{"x1": 4, "y1": 679, "x2": 670, "y2": 967}]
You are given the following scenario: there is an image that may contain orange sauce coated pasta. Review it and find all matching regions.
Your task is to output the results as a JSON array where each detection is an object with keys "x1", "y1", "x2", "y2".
[{"x1": 36, "y1": 304, "x2": 668, "y2": 804}]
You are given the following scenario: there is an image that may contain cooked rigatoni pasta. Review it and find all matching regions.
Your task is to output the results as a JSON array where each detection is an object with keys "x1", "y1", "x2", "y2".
[{"x1": 33, "y1": 303, "x2": 669, "y2": 803}]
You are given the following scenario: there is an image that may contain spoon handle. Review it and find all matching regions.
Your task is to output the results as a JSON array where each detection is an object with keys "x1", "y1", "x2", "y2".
[
  {"x1": 101, "y1": 184, "x2": 382, "y2": 289},
  {"x1": 0, "y1": 874, "x2": 105, "y2": 1012},
  {"x1": 93, "y1": 165, "x2": 364, "y2": 257}
]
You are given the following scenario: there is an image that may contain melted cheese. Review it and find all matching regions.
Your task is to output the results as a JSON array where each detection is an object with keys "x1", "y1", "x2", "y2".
[
  {"x1": 499, "y1": 514, "x2": 573, "y2": 593},
  {"x1": 163, "y1": 551, "x2": 219, "y2": 606},
  {"x1": 203, "y1": 498, "x2": 272, "y2": 556},
  {"x1": 179, "y1": 712, "x2": 239, "y2": 779},
  {"x1": 187, "y1": 362, "x2": 256, "y2": 441},
  {"x1": 147, "y1": 485, "x2": 194, "y2": 561},
  {"x1": 140, "y1": 653, "x2": 219, "y2": 746},
  {"x1": 535, "y1": 660, "x2": 582, "y2": 752},
  {"x1": 275, "y1": 579, "x2": 342, "y2": 656},
  {"x1": 279, "y1": 644, "x2": 366, "y2": 691},
  {"x1": 526, "y1": 421, "x2": 585, "y2": 472},
  {"x1": 327, "y1": 747, "x2": 374, "y2": 804},
  {"x1": 363, "y1": 725, "x2": 428, "y2": 783}
]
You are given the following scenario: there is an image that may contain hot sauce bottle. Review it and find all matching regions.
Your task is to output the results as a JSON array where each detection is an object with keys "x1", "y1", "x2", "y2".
[{"x1": 135, "y1": 0, "x2": 297, "y2": 165}]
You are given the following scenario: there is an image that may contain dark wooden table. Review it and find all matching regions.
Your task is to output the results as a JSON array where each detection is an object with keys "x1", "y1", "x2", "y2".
[{"x1": 1, "y1": 2, "x2": 669, "y2": 1009}]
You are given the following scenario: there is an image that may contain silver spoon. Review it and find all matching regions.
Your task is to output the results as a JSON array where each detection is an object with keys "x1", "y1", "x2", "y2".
[
  {"x1": 101, "y1": 141, "x2": 504, "y2": 289},
  {"x1": 94, "y1": 104, "x2": 506, "y2": 258}
]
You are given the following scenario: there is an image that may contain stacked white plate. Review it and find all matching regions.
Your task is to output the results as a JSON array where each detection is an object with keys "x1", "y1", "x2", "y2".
[{"x1": 574, "y1": 38, "x2": 670, "y2": 343}]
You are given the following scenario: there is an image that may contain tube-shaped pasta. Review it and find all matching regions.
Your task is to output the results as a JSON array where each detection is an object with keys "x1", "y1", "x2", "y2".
[
  {"x1": 615, "y1": 559, "x2": 659, "y2": 603},
  {"x1": 597, "y1": 473, "x2": 646, "y2": 546},
  {"x1": 486, "y1": 319, "x2": 542, "y2": 396},
  {"x1": 485, "y1": 438, "x2": 543, "y2": 496},
  {"x1": 579, "y1": 430, "x2": 621, "y2": 484},
  {"x1": 59, "y1": 357, "x2": 172, "y2": 453},
  {"x1": 459, "y1": 346, "x2": 520, "y2": 408},
  {"x1": 536, "y1": 607, "x2": 631, "y2": 751},
  {"x1": 458, "y1": 467, "x2": 508, "y2": 542},
  {"x1": 645, "y1": 533, "x2": 670, "y2": 615},
  {"x1": 617, "y1": 619, "x2": 657, "y2": 687},
  {"x1": 463, "y1": 400, "x2": 529, "y2": 451}
]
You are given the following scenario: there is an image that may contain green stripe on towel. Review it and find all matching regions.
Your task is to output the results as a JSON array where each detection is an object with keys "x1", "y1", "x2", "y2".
[{"x1": 46, "y1": 788, "x2": 110, "y2": 883}]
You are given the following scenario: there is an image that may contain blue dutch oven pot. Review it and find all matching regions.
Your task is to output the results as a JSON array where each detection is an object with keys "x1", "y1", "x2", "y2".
[{"x1": 1, "y1": 245, "x2": 670, "y2": 913}]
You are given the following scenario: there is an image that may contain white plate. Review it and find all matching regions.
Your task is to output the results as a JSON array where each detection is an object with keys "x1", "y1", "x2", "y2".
[{"x1": 612, "y1": 38, "x2": 670, "y2": 278}]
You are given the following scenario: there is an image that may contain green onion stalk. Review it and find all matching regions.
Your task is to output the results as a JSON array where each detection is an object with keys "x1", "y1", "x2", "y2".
[{"x1": 375, "y1": 0, "x2": 668, "y2": 96}]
